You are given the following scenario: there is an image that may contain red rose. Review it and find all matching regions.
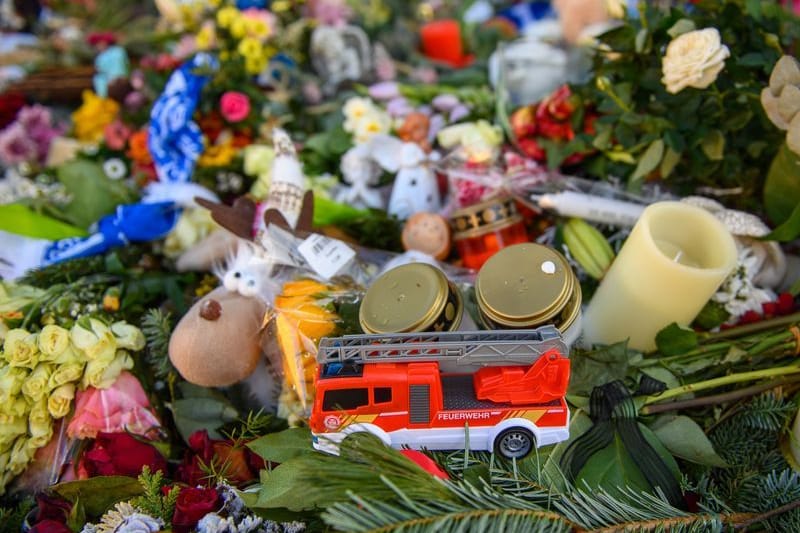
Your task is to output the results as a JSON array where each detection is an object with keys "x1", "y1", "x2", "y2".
[
  {"x1": 82, "y1": 432, "x2": 167, "y2": 478},
  {"x1": 35, "y1": 493, "x2": 72, "y2": 524},
  {"x1": 176, "y1": 430, "x2": 259, "y2": 488},
  {"x1": 0, "y1": 92, "x2": 26, "y2": 129},
  {"x1": 518, "y1": 138, "x2": 545, "y2": 161},
  {"x1": 510, "y1": 105, "x2": 537, "y2": 139},
  {"x1": 540, "y1": 85, "x2": 574, "y2": 121},
  {"x1": 172, "y1": 487, "x2": 221, "y2": 533},
  {"x1": 220, "y1": 91, "x2": 251, "y2": 123},
  {"x1": 29, "y1": 520, "x2": 71, "y2": 533},
  {"x1": 537, "y1": 117, "x2": 574, "y2": 142}
]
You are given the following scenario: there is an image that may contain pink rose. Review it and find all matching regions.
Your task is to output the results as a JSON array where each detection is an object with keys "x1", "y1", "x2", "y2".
[
  {"x1": 67, "y1": 371, "x2": 161, "y2": 439},
  {"x1": 220, "y1": 91, "x2": 251, "y2": 123}
]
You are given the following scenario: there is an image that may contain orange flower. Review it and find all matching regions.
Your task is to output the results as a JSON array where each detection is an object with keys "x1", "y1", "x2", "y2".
[{"x1": 127, "y1": 130, "x2": 152, "y2": 165}]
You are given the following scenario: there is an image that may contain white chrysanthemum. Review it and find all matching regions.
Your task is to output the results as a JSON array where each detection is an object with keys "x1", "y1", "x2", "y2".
[
  {"x1": 197, "y1": 512, "x2": 237, "y2": 533},
  {"x1": 103, "y1": 158, "x2": 128, "y2": 180},
  {"x1": 712, "y1": 247, "x2": 776, "y2": 322},
  {"x1": 81, "y1": 502, "x2": 163, "y2": 533},
  {"x1": 662, "y1": 28, "x2": 729, "y2": 94}
]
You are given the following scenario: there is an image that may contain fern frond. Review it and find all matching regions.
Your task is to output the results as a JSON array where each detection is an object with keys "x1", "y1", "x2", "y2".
[{"x1": 141, "y1": 308, "x2": 174, "y2": 379}]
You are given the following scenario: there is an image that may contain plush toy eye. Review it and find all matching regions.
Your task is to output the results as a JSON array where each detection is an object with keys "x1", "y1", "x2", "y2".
[
  {"x1": 247, "y1": 279, "x2": 256, "y2": 287},
  {"x1": 234, "y1": 272, "x2": 242, "y2": 278}
]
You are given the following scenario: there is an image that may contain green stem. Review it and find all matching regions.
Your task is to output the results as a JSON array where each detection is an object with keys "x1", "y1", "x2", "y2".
[
  {"x1": 701, "y1": 312, "x2": 800, "y2": 341},
  {"x1": 641, "y1": 363, "x2": 800, "y2": 405}
]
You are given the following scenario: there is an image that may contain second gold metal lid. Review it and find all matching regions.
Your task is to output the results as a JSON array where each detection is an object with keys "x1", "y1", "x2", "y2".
[
  {"x1": 475, "y1": 243, "x2": 573, "y2": 327},
  {"x1": 359, "y1": 263, "x2": 449, "y2": 334}
]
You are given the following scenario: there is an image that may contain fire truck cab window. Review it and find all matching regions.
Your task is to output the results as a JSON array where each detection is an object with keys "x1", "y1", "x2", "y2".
[
  {"x1": 374, "y1": 387, "x2": 392, "y2": 404},
  {"x1": 322, "y1": 388, "x2": 369, "y2": 411}
]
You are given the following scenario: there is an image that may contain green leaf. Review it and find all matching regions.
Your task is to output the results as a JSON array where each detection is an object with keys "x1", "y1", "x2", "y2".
[
  {"x1": 667, "y1": 19, "x2": 696, "y2": 38},
  {"x1": 630, "y1": 139, "x2": 664, "y2": 185},
  {"x1": 56, "y1": 159, "x2": 136, "y2": 229},
  {"x1": 700, "y1": 130, "x2": 725, "y2": 161},
  {"x1": 569, "y1": 342, "x2": 629, "y2": 396},
  {"x1": 655, "y1": 323, "x2": 698, "y2": 356},
  {"x1": 66, "y1": 498, "x2": 86, "y2": 532},
  {"x1": 762, "y1": 201, "x2": 800, "y2": 242},
  {"x1": 635, "y1": 29, "x2": 649, "y2": 54},
  {"x1": 592, "y1": 127, "x2": 613, "y2": 150},
  {"x1": 168, "y1": 397, "x2": 239, "y2": 441},
  {"x1": 0, "y1": 204, "x2": 87, "y2": 240},
  {"x1": 659, "y1": 147, "x2": 681, "y2": 178},
  {"x1": 693, "y1": 300, "x2": 730, "y2": 330},
  {"x1": 247, "y1": 427, "x2": 315, "y2": 463},
  {"x1": 764, "y1": 143, "x2": 800, "y2": 225},
  {"x1": 52, "y1": 477, "x2": 144, "y2": 518},
  {"x1": 650, "y1": 415, "x2": 728, "y2": 467}
]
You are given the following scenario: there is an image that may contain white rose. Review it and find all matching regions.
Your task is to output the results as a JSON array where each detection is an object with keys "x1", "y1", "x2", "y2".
[{"x1": 661, "y1": 28, "x2": 730, "y2": 94}]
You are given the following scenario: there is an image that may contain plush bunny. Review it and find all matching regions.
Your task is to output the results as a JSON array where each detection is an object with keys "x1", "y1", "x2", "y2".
[
  {"x1": 336, "y1": 144, "x2": 385, "y2": 209},
  {"x1": 369, "y1": 134, "x2": 441, "y2": 220}
]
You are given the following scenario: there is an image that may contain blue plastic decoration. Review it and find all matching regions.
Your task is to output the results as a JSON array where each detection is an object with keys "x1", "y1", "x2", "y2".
[
  {"x1": 148, "y1": 53, "x2": 218, "y2": 183},
  {"x1": 236, "y1": 0, "x2": 268, "y2": 9},
  {"x1": 93, "y1": 45, "x2": 130, "y2": 97},
  {"x1": 42, "y1": 202, "x2": 180, "y2": 265},
  {"x1": 498, "y1": 1, "x2": 556, "y2": 31}
]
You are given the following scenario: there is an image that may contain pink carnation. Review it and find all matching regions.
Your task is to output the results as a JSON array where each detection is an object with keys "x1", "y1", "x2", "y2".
[
  {"x1": 0, "y1": 123, "x2": 39, "y2": 165},
  {"x1": 220, "y1": 91, "x2": 251, "y2": 123},
  {"x1": 104, "y1": 120, "x2": 133, "y2": 151},
  {"x1": 67, "y1": 371, "x2": 161, "y2": 440}
]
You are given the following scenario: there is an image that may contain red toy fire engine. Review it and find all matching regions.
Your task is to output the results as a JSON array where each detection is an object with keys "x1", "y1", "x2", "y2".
[{"x1": 310, "y1": 326, "x2": 570, "y2": 460}]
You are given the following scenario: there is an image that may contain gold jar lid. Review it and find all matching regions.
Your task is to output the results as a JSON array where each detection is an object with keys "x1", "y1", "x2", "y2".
[
  {"x1": 450, "y1": 195, "x2": 522, "y2": 240},
  {"x1": 360, "y1": 263, "x2": 459, "y2": 334},
  {"x1": 475, "y1": 243, "x2": 575, "y2": 328}
]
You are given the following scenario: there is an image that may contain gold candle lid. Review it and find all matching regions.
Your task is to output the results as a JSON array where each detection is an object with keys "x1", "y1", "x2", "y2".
[
  {"x1": 360, "y1": 263, "x2": 454, "y2": 334},
  {"x1": 450, "y1": 195, "x2": 523, "y2": 240},
  {"x1": 475, "y1": 243, "x2": 574, "y2": 328}
]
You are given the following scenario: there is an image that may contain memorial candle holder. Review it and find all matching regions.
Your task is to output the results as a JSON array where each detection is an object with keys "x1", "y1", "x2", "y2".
[{"x1": 581, "y1": 201, "x2": 737, "y2": 351}]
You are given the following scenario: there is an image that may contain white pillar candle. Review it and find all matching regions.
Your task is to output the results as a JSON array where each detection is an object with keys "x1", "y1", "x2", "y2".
[{"x1": 582, "y1": 201, "x2": 737, "y2": 351}]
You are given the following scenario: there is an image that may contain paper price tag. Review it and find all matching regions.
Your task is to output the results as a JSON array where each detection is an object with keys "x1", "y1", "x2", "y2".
[{"x1": 297, "y1": 233, "x2": 356, "y2": 280}]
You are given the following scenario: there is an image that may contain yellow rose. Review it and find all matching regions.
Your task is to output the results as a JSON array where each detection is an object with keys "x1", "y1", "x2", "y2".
[
  {"x1": 71, "y1": 318, "x2": 117, "y2": 361},
  {"x1": 0, "y1": 395, "x2": 29, "y2": 418},
  {"x1": 164, "y1": 208, "x2": 218, "y2": 258},
  {"x1": 6, "y1": 436, "x2": 34, "y2": 476},
  {"x1": 28, "y1": 412, "x2": 53, "y2": 449},
  {"x1": 82, "y1": 350, "x2": 133, "y2": 390},
  {"x1": 111, "y1": 322, "x2": 146, "y2": 351},
  {"x1": 37, "y1": 325, "x2": 70, "y2": 361},
  {"x1": 216, "y1": 6, "x2": 239, "y2": 28},
  {"x1": 243, "y1": 144, "x2": 274, "y2": 177},
  {"x1": 47, "y1": 383, "x2": 75, "y2": 419},
  {"x1": 71, "y1": 91, "x2": 120, "y2": 142},
  {"x1": 21, "y1": 363, "x2": 54, "y2": 401},
  {"x1": 52, "y1": 344, "x2": 84, "y2": 366},
  {"x1": 0, "y1": 415, "x2": 27, "y2": 447},
  {"x1": 0, "y1": 365, "x2": 28, "y2": 401},
  {"x1": 661, "y1": 28, "x2": 729, "y2": 94},
  {"x1": 3, "y1": 329, "x2": 39, "y2": 369},
  {"x1": 47, "y1": 362, "x2": 85, "y2": 390},
  {"x1": 29, "y1": 398, "x2": 48, "y2": 425}
]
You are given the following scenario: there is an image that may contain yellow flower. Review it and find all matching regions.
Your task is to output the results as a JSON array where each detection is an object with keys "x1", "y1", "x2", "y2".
[
  {"x1": 21, "y1": 363, "x2": 53, "y2": 402},
  {"x1": 52, "y1": 345, "x2": 83, "y2": 366},
  {"x1": 28, "y1": 398, "x2": 48, "y2": 426},
  {"x1": 0, "y1": 395, "x2": 29, "y2": 418},
  {"x1": 37, "y1": 325, "x2": 70, "y2": 361},
  {"x1": 245, "y1": 55, "x2": 267, "y2": 75},
  {"x1": 47, "y1": 383, "x2": 75, "y2": 419},
  {"x1": 0, "y1": 416, "x2": 26, "y2": 448},
  {"x1": 3, "y1": 329, "x2": 39, "y2": 369},
  {"x1": 343, "y1": 97, "x2": 375, "y2": 127},
  {"x1": 195, "y1": 24, "x2": 217, "y2": 51},
  {"x1": 237, "y1": 37, "x2": 263, "y2": 60},
  {"x1": 244, "y1": 17, "x2": 270, "y2": 39},
  {"x1": 230, "y1": 16, "x2": 247, "y2": 39},
  {"x1": 70, "y1": 318, "x2": 117, "y2": 361},
  {"x1": 111, "y1": 322, "x2": 146, "y2": 351},
  {"x1": 198, "y1": 139, "x2": 238, "y2": 167},
  {"x1": 47, "y1": 362, "x2": 84, "y2": 390},
  {"x1": 0, "y1": 365, "x2": 27, "y2": 401},
  {"x1": 353, "y1": 112, "x2": 391, "y2": 144},
  {"x1": 28, "y1": 410, "x2": 52, "y2": 449},
  {"x1": 216, "y1": 6, "x2": 239, "y2": 28},
  {"x1": 6, "y1": 436, "x2": 34, "y2": 476},
  {"x1": 82, "y1": 350, "x2": 133, "y2": 390},
  {"x1": 164, "y1": 208, "x2": 218, "y2": 258},
  {"x1": 71, "y1": 91, "x2": 120, "y2": 143}
]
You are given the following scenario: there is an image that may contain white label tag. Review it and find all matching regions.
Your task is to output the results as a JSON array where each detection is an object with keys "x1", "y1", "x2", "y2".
[{"x1": 297, "y1": 233, "x2": 356, "y2": 280}]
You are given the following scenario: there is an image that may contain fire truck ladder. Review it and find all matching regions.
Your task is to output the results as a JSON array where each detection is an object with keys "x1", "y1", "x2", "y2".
[{"x1": 318, "y1": 326, "x2": 567, "y2": 374}]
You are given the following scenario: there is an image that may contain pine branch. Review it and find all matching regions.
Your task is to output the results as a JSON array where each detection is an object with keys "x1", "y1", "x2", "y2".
[{"x1": 141, "y1": 308, "x2": 175, "y2": 379}]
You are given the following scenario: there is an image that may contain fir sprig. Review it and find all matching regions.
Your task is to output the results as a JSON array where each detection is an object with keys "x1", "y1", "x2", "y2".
[
  {"x1": 129, "y1": 467, "x2": 179, "y2": 527},
  {"x1": 141, "y1": 308, "x2": 175, "y2": 380}
]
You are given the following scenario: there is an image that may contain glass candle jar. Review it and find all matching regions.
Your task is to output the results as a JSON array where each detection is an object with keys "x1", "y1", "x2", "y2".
[
  {"x1": 450, "y1": 195, "x2": 529, "y2": 270},
  {"x1": 474, "y1": 243, "x2": 582, "y2": 346},
  {"x1": 359, "y1": 263, "x2": 463, "y2": 334}
]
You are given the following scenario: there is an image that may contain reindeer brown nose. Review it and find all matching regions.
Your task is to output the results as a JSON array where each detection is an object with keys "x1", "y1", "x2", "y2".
[{"x1": 199, "y1": 299, "x2": 222, "y2": 321}]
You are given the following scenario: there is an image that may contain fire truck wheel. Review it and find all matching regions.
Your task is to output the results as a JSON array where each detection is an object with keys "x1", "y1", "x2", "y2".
[{"x1": 494, "y1": 428, "x2": 535, "y2": 460}]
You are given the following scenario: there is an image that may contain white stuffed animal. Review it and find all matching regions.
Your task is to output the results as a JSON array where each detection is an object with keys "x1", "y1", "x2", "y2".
[
  {"x1": 369, "y1": 134, "x2": 441, "y2": 220},
  {"x1": 336, "y1": 144, "x2": 385, "y2": 209}
]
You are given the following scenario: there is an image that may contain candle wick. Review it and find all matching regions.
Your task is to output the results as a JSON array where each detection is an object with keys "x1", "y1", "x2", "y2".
[{"x1": 673, "y1": 251, "x2": 683, "y2": 263}]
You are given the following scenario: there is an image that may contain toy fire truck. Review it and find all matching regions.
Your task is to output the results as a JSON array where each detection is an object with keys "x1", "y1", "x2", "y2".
[{"x1": 310, "y1": 326, "x2": 570, "y2": 460}]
